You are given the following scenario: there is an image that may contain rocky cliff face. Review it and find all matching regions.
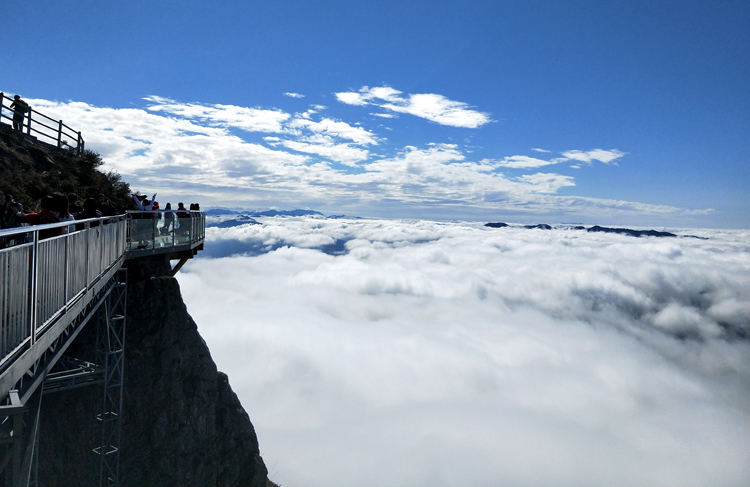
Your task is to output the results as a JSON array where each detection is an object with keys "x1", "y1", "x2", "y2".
[{"x1": 39, "y1": 255, "x2": 270, "y2": 487}]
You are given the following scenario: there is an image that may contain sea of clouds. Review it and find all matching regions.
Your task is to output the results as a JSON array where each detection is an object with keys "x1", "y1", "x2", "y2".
[{"x1": 176, "y1": 218, "x2": 749, "y2": 487}]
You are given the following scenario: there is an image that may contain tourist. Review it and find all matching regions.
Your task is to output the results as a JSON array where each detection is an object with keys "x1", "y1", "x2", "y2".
[
  {"x1": 17, "y1": 194, "x2": 62, "y2": 239},
  {"x1": 10, "y1": 95, "x2": 29, "y2": 131},
  {"x1": 75, "y1": 198, "x2": 103, "y2": 229},
  {"x1": 68, "y1": 193, "x2": 84, "y2": 218},
  {"x1": 52, "y1": 193, "x2": 75, "y2": 233},
  {"x1": 132, "y1": 192, "x2": 157, "y2": 212},
  {"x1": 161, "y1": 202, "x2": 174, "y2": 235},
  {"x1": 96, "y1": 193, "x2": 118, "y2": 217}
]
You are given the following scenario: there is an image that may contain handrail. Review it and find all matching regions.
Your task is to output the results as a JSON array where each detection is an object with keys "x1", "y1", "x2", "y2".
[
  {"x1": 126, "y1": 210, "x2": 206, "y2": 253},
  {"x1": 0, "y1": 211, "x2": 206, "y2": 370},
  {"x1": 0, "y1": 91, "x2": 84, "y2": 156},
  {"x1": 0, "y1": 215, "x2": 127, "y2": 372}
]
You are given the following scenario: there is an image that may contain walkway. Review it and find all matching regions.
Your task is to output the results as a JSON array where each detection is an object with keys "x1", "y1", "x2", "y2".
[{"x1": 0, "y1": 211, "x2": 205, "y2": 486}]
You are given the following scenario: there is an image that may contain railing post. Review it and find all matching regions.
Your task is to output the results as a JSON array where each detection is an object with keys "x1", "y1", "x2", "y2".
[
  {"x1": 26, "y1": 107, "x2": 32, "y2": 135},
  {"x1": 29, "y1": 230, "x2": 39, "y2": 345},
  {"x1": 77, "y1": 132, "x2": 82, "y2": 156},
  {"x1": 0, "y1": 92, "x2": 4, "y2": 120},
  {"x1": 64, "y1": 232, "x2": 69, "y2": 309},
  {"x1": 85, "y1": 221, "x2": 91, "y2": 292},
  {"x1": 57, "y1": 120, "x2": 63, "y2": 147}
]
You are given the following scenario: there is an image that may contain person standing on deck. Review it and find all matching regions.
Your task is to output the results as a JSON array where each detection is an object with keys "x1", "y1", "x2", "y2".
[{"x1": 132, "y1": 193, "x2": 157, "y2": 212}]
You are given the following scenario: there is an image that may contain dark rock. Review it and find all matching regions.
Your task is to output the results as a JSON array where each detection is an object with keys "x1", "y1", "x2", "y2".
[
  {"x1": 205, "y1": 208, "x2": 239, "y2": 216},
  {"x1": 587, "y1": 225, "x2": 677, "y2": 238},
  {"x1": 213, "y1": 215, "x2": 261, "y2": 228},
  {"x1": 327, "y1": 214, "x2": 361, "y2": 219},
  {"x1": 245, "y1": 209, "x2": 323, "y2": 217},
  {"x1": 524, "y1": 224, "x2": 552, "y2": 230},
  {"x1": 682, "y1": 235, "x2": 709, "y2": 240},
  {"x1": 484, "y1": 222, "x2": 509, "y2": 228},
  {"x1": 39, "y1": 255, "x2": 270, "y2": 486}
]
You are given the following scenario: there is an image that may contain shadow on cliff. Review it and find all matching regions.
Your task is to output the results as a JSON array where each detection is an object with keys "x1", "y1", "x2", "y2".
[{"x1": 39, "y1": 255, "x2": 274, "y2": 487}]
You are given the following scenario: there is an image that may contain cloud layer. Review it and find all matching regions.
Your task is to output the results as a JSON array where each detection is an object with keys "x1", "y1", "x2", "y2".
[
  {"x1": 23, "y1": 93, "x2": 708, "y2": 224},
  {"x1": 178, "y1": 218, "x2": 750, "y2": 487}
]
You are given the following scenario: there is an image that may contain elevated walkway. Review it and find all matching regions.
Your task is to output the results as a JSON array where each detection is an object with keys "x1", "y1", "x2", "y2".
[{"x1": 0, "y1": 211, "x2": 205, "y2": 486}]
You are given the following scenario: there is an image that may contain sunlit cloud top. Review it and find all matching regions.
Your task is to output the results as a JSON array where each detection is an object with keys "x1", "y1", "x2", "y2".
[{"x1": 179, "y1": 218, "x2": 750, "y2": 486}]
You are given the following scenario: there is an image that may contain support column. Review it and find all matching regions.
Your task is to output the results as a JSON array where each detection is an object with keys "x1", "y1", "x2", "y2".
[{"x1": 93, "y1": 270, "x2": 126, "y2": 487}]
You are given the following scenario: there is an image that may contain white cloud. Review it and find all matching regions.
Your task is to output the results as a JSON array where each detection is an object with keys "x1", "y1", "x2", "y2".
[
  {"x1": 279, "y1": 137, "x2": 370, "y2": 166},
  {"x1": 179, "y1": 219, "x2": 750, "y2": 487},
  {"x1": 335, "y1": 86, "x2": 491, "y2": 128},
  {"x1": 144, "y1": 96, "x2": 291, "y2": 133},
  {"x1": 495, "y1": 149, "x2": 626, "y2": 169},
  {"x1": 25, "y1": 96, "x2": 708, "y2": 224},
  {"x1": 516, "y1": 172, "x2": 576, "y2": 193},
  {"x1": 284, "y1": 92, "x2": 305, "y2": 98},
  {"x1": 532, "y1": 147, "x2": 552, "y2": 153},
  {"x1": 335, "y1": 91, "x2": 367, "y2": 106},
  {"x1": 562, "y1": 148, "x2": 626, "y2": 164},
  {"x1": 370, "y1": 113, "x2": 395, "y2": 119},
  {"x1": 287, "y1": 117, "x2": 378, "y2": 146},
  {"x1": 494, "y1": 155, "x2": 562, "y2": 168}
]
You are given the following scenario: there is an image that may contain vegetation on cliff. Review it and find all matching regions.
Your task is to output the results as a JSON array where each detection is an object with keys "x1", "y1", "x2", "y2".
[{"x1": 0, "y1": 124, "x2": 132, "y2": 211}]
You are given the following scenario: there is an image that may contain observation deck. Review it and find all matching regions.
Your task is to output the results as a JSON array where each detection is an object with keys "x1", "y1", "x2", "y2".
[{"x1": 0, "y1": 211, "x2": 205, "y2": 486}]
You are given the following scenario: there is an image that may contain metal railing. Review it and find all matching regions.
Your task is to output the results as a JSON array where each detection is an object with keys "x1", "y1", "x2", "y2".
[
  {"x1": 126, "y1": 211, "x2": 205, "y2": 253},
  {"x1": 0, "y1": 216, "x2": 126, "y2": 370},
  {"x1": 0, "y1": 92, "x2": 84, "y2": 156},
  {"x1": 0, "y1": 210, "x2": 206, "y2": 374}
]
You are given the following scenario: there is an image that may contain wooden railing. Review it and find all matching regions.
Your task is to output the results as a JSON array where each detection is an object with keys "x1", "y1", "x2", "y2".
[{"x1": 0, "y1": 92, "x2": 84, "y2": 156}]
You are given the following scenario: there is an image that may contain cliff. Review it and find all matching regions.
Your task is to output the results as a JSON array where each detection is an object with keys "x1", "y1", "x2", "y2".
[{"x1": 39, "y1": 255, "x2": 271, "y2": 486}]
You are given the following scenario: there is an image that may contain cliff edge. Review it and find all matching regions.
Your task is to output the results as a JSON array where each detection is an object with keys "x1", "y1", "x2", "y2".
[{"x1": 39, "y1": 255, "x2": 271, "y2": 486}]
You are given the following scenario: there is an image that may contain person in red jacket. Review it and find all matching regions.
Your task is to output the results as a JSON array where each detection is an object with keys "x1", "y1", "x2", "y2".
[{"x1": 17, "y1": 194, "x2": 62, "y2": 239}]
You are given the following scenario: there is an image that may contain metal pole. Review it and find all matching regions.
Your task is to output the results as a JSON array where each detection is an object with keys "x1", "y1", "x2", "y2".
[
  {"x1": 57, "y1": 120, "x2": 63, "y2": 148},
  {"x1": 63, "y1": 232, "x2": 69, "y2": 308},
  {"x1": 85, "y1": 221, "x2": 91, "y2": 293},
  {"x1": 77, "y1": 132, "x2": 82, "y2": 156},
  {"x1": 29, "y1": 230, "x2": 39, "y2": 345},
  {"x1": 26, "y1": 107, "x2": 32, "y2": 135},
  {"x1": 0, "y1": 92, "x2": 4, "y2": 121}
]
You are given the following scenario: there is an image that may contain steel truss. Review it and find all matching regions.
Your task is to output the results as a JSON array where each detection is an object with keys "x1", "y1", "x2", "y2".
[
  {"x1": 93, "y1": 269, "x2": 126, "y2": 487},
  {"x1": 0, "y1": 270, "x2": 127, "y2": 487}
]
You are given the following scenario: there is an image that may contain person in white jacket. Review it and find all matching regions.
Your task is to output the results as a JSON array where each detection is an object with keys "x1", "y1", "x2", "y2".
[{"x1": 132, "y1": 193, "x2": 157, "y2": 211}]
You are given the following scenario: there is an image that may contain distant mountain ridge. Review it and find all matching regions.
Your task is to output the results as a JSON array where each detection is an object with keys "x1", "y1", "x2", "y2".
[
  {"x1": 485, "y1": 222, "x2": 706, "y2": 239},
  {"x1": 205, "y1": 208, "x2": 324, "y2": 217}
]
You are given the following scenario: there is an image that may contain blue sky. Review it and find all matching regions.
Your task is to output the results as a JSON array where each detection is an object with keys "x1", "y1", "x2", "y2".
[{"x1": 4, "y1": 0, "x2": 748, "y2": 227}]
